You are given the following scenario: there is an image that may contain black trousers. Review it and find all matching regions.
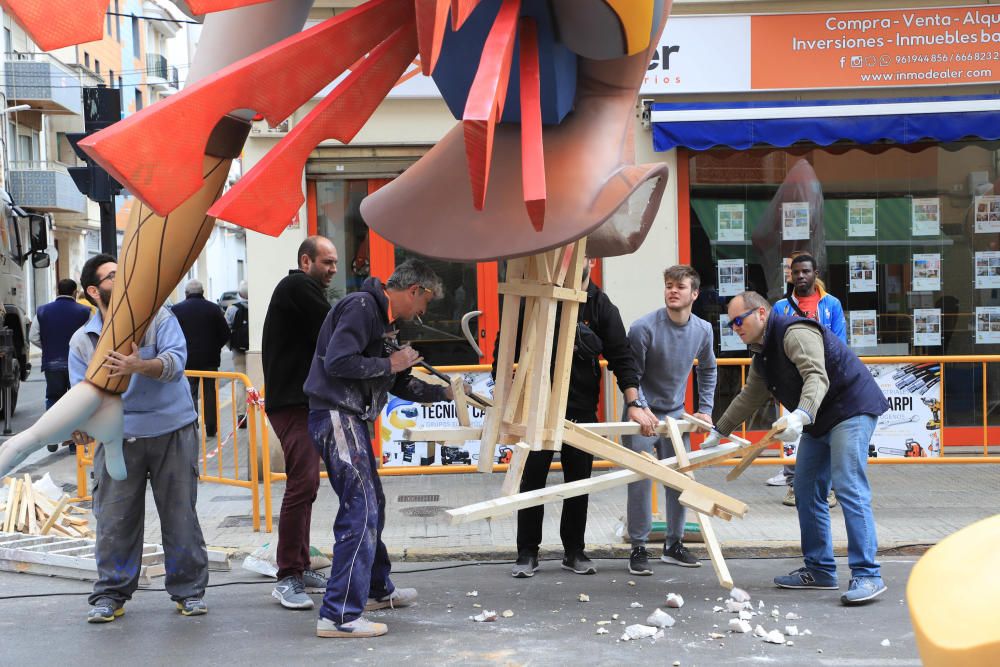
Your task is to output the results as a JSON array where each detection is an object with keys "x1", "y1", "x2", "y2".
[
  {"x1": 516, "y1": 411, "x2": 596, "y2": 557},
  {"x1": 188, "y1": 375, "x2": 218, "y2": 436},
  {"x1": 43, "y1": 369, "x2": 71, "y2": 409}
]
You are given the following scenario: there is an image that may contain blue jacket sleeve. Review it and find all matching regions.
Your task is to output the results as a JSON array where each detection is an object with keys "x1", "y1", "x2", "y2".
[
  {"x1": 390, "y1": 373, "x2": 449, "y2": 404},
  {"x1": 154, "y1": 313, "x2": 188, "y2": 383},
  {"x1": 827, "y1": 297, "x2": 847, "y2": 342},
  {"x1": 323, "y1": 297, "x2": 392, "y2": 379}
]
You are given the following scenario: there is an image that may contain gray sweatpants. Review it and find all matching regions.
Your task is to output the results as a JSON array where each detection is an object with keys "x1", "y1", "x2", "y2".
[
  {"x1": 89, "y1": 421, "x2": 208, "y2": 605},
  {"x1": 625, "y1": 430, "x2": 690, "y2": 547}
]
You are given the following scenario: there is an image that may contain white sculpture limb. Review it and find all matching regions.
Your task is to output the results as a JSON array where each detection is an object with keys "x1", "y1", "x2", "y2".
[{"x1": 0, "y1": 382, "x2": 124, "y2": 479}]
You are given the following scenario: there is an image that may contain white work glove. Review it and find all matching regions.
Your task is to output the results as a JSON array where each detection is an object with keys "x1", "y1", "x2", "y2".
[
  {"x1": 773, "y1": 409, "x2": 811, "y2": 443},
  {"x1": 701, "y1": 430, "x2": 725, "y2": 449}
]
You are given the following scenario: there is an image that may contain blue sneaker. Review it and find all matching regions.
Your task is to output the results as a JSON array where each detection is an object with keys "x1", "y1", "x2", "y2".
[
  {"x1": 840, "y1": 576, "x2": 887, "y2": 605},
  {"x1": 774, "y1": 567, "x2": 838, "y2": 590}
]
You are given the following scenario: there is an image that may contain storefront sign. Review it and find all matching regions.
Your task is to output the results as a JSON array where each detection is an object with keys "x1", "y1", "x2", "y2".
[
  {"x1": 643, "y1": 6, "x2": 1000, "y2": 95},
  {"x1": 869, "y1": 363, "x2": 941, "y2": 458}
]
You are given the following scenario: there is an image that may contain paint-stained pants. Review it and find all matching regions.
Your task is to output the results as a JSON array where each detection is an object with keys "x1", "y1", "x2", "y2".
[
  {"x1": 309, "y1": 409, "x2": 394, "y2": 625},
  {"x1": 89, "y1": 422, "x2": 208, "y2": 605}
]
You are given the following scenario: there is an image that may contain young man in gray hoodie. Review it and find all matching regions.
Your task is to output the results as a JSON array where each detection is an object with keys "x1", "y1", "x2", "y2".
[{"x1": 625, "y1": 265, "x2": 717, "y2": 575}]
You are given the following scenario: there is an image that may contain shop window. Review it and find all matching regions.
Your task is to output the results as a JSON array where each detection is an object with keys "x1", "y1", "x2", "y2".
[{"x1": 686, "y1": 142, "x2": 1000, "y2": 430}]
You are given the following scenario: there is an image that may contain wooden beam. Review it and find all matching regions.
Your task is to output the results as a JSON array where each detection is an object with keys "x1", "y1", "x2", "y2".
[
  {"x1": 497, "y1": 281, "x2": 587, "y2": 303},
  {"x1": 450, "y1": 375, "x2": 471, "y2": 427},
  {"x1": 22, "y1": 475, "x2": 36, "y2": 534},
  {"x1": 667, "y1": 417, "x2": 733, "y2": 590},
  {"x1": 681, "y1": 413, "x2": 750, "y2": 446},
  {"x1": 447, "y1": 441, "x2": 744, "y2": 524},
  {"x1": 561, "y1": 422, "x2": 747, "y2": 520},
  {"x1": 499, "y1": 443, "x2": 529, "y2": 496},
  {"x1": 726, "y1": 427, "x2": 782, "y2": 481},
  {"x1": 544, "y1": 240, "x2": 586, "y2": 450},
  {"x1": 40, "y1": 495, "x2": 70, "y2": 536}
]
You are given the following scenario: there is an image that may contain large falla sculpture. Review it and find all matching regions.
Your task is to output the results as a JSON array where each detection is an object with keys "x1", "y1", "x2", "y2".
[{"x1": 0, "y1": 0, "x2": 671, "y2": 479}]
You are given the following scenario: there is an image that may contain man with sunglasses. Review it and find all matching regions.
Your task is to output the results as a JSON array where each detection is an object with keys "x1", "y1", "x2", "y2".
[
  {"x1": 303, "y1": 259, "x2": 468, "y2": 638},
  {"x1": 70, "y1": 254, "x2": 208, "y2": 622},
  {"x1": 702, "y1": 291, "x2": 888, "y2": 606}
]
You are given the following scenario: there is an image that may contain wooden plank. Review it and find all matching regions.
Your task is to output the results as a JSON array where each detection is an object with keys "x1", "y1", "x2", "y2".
[
  {"x1": 523, "y1": 293, "x2": 558, "y2": 449},
  {"x1": 447, "y1": 441, "x2": 743, "y2": 524},
  {"x1": 450, "y1": 375, "x2": 471, "y2": 427},
  {"x1": 497, "y1": 281, "x2": 587, "y2": 303},
  {"x1": 576, "y1": 420, "x2": 694, "y2": 438},
  {"x1": 499, "y1": 443, "x2": 529, "y2": 497},
  {"x1": 40, "y1": 495, "x2": 70, "y2": 536},
  {"x1": 681, "y1": 413, "x2": 750, "y2": 446},
  {"x1": 22, "y1": 475, "x2": 36, "y2": 534},
  {"x1": 503, "y1": 298, "x2": 540, "y2": 424},
  {"x1": 677, "y1": 427, "x2": 778, "y2": 474},
  {"x1": 561, "y1": 422, "x2": 747, "y2": 519},
  {"x1": 403, "y1": 426, "x2": 482, "y2": 443},
  {"x1": 544, "y1": 240, "x2": 586, "y2": 450},
  {"x1": 726, "y1": 427, "x2": 782, "y2": 482},
  {"x1": 667, "y1": 417, "x2": 733, "y2": 590},
  {"x1": 16, "y1": 477, "x2": 30, "y2": 532}
]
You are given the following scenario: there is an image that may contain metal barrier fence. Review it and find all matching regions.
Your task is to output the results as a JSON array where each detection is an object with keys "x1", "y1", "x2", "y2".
[{"x1": 71, "y1": 356, "x2": 999, "y2": 533}]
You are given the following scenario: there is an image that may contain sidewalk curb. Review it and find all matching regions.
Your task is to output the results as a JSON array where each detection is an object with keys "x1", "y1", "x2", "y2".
[{"x1": 213, "y1": 539, "x2": 935, "y2": 564}]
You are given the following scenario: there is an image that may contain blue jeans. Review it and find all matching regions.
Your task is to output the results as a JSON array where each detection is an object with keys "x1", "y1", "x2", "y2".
[
  {"x1": 794, "y1": 414, "x2": 880, "y2": 579},
  {"x1": 309, "y1": 409, "x2": 394, "y2": 625}
]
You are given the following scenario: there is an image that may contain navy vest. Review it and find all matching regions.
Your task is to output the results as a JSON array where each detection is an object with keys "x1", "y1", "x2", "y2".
[
  {"x1": 35, "y1": 297, "x2": 92, "y2": 371},
  {"x1": 755, "y1": 313, "x2": 888, "y2": 436}
]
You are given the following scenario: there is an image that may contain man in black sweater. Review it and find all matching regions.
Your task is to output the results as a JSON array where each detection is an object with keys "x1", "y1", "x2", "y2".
[
  {"x1": 496, "y1": 263, "x2": 657, "y2": 578},
  {"x1": 262, "y1": 235, "x2": 338, "y2": 610},
  {"x1": 172, "y1": 279, "x2": 232, "y2": 438}
]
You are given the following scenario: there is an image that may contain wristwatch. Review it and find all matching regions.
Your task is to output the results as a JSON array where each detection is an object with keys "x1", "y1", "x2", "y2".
[{"x1": 626, "y1": 398, "x2": 648, "y2": 410}]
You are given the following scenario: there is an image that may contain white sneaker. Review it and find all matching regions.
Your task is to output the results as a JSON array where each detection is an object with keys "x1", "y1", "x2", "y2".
[
  {"x1": 766, "y1": 472, "x2": 789, "y2": 486},
  {"x1": 316, "y1": 616, "x2": 388, "y2": 638},
  {"x1": 365, "y1": 587, "x2": 417, "y2": 611}
]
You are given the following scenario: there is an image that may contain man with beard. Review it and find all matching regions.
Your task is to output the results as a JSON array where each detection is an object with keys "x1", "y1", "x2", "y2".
[
  {"x1": 69, "y1": 254, "x2": 208, "y2": 622},
  {"x1": 625, "y1": 265, "x2": 717, "y2": 575},
  {"x1": 262, "y1": 235, "x2": 339, "y2": 610}
]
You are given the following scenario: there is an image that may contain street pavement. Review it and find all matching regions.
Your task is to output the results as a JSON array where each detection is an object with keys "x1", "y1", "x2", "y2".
[{"x1": 0, "y1": 556, "x2": 923, "y2": 665}]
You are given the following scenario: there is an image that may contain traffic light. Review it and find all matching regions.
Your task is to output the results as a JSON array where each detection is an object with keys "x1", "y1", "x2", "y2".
[{"x1": 67, "y1": 87, "x2": 123, "y2": 203}]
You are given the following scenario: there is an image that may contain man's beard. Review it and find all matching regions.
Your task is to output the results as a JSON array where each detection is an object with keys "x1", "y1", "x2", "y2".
[{"x1": 97, "y1": 286, "x2": 113, "y2": 310}]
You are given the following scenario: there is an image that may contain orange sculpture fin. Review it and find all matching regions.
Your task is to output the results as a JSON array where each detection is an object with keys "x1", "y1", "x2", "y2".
[
  {"x1": 0, "y1": 0, "x2": 107, "y2": 50},
  {"x1": 518, "y1": 17, "x2": 545, "y2": 231},
  {"x1": 450, "y1": 0, "x2": 484, "y2": 31},
  {"x1": 185, "y1": 0, "x2": 272, "y2": 13},
  {"x1": 79, "y1": 0, "x2": 413, "y2": 216},
  {"x1": 462, "y1": 0, "x2": 519, "y2": 211},
  {"x1": 414, "y1": 0, "x2": 450, "y2": 75},
  {"x1": 209, "y1": 24, "x2": 418, "y2": 235}
]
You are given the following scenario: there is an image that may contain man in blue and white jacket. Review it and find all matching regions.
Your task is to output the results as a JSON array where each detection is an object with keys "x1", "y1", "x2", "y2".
[{"x1": 69, "y1": 254, "x2": 208, "y2": 623}]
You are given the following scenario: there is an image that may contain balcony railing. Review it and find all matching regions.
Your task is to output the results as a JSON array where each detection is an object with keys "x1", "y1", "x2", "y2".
[
  {"x1": 4, "y1": 51, "x2": 83, "y2": 115},
  {"x1": 7, "y1": 160, "x2": 86, "y2": 213},
  {"x1": 146, "y1": 53, "x2": 168, "y2": 81}
]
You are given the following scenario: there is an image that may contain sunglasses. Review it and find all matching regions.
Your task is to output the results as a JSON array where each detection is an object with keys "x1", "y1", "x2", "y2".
[{"x1": 727, "y1": 307, "x2": 758, "y2": 329}]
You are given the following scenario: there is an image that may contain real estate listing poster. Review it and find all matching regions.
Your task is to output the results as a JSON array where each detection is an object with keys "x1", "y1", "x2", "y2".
[
  {"x1": 849, "y1": 255, "x2": 877, "y2": 292},
  {"x1": 847, "y1": 199, "x2": 876, "y2": 237},
  {"x1": 781, "y1": 202, "x2": 810, "y2": 240},
  {"x1": 912, "y1": 254, "x2": 941, "y2": 292},
  {"x1": 974, "y1": 251, "x2": 1000, "y2": 289},
  {"x1": 974, "y1": 195, "x2": 1000, "y2": 234},
  {"x1": 850, "y1": 310, "x2": 878, "y2": 348},
  {"x1": 719, "y1": 314, "x2": 747, "y2": 351},
  {"x1": 976, "y1": 307, "x2": 1000, "y2": 345},
  {"x1": 717, "y1": 203, "x2": 746, "y2": 242},
  {"x1": 718, "y1": 258, "x2": 746, "y2": 297},
  {"x1": 913, "y1": 308, "x2": 941, "y2": 347},
  {"x1": 911, "y1": 197, "x2": 940, "y2": 236}
]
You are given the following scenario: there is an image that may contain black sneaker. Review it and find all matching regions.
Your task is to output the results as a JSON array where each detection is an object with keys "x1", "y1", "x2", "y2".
[
  {"x1": 628, "y1": 545, "x2": 653, "y2": 576},
  {"x1": 661, "y1": 540, "x2": 701, "y2": 568},
  {"x1": 511, "y1": 554, "x2": 539, "y2": 578},
  {"x1": 561, "y1": 551, "x2": 597, "y2": 575}
]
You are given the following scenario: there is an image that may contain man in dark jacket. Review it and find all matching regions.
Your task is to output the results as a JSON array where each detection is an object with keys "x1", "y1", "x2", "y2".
[
  {"x1": 172, "y1": 279, "x2": 231, "y2": 438},
  {"x1": 30, "y1": 279, "x2": 91, "y2": 450},
  {"x1": 495, "y1": 262, "x2": 657, "y2": 578},
  {"x1": 304, "y1": 259, "x2": 465, "y2": 639},
  {"x1": 702, "y1": 291, "x2": 889, "y2": 606},
  {"x1": 262, "y1": 235, "x2": 337, "y2": 610}
]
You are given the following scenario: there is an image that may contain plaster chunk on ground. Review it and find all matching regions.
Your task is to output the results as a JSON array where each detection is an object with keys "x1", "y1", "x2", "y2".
[
  {"x1": 501, "y1": 610, "x2": 514, "y2": 618},
  {"x1": 785, "y1": 626, "x2": 799, "y2": 636},
  {"x1": 466, "y1": 591, "x2": 478, "y2": 597},
  {"x1": 754, "y1": 624, "x2": 768, "y2": 638},
  {"x1": 646, "y1": 609, "x2": 675, "y2": 628},
  {"x1": 881, "y1": 639, "x2": 891, "y2": 647},
  {"x1": 597, "y1": 620, "x2": 612, "y2": 625},
  {"x1": 665, "y1": 593, "x2": 684, "y2": 608},
  {"x1": 785, "y1": 612, "x2": 801, "y2": 620},
  {"x1": 713, "y1": 606, "x2": 725, "y2": 613},
  {"x1": 630, "y1": 602, "x2": 644, "y2": 608},
  {"x1": 621, "y1": 624, "x2": 659, "y2": 641},
  {"x1": 579, "y1": 594, "x2": 590, "y2": 602},
  {"x1": 612, "y1": 613, "x2": 620, "y2": 620},
  {"x1": 739, "y1": 610, "x2": 753, "y2": 621},
  {"x1": 729, "y1": 619, "x2": 753, "y2": 633},
  {"x1": 763, "y1": 630, "x2": 786, "y2": 645},
  {"x1": 758, "y1": 600, "x2": 765, "y2": 610},
  {"x1": 470, "y1": 610, "x2": 497, "y2": 622},
  {"x1": 725, "y1": 599, "x2": 748, "y2": 613},
  {"x1": 709, "y1": 632, "x2": 726, "y2": 639},
  {"x1": 596, "y1": 627, "x2": 609, "y2": 635},
  {"x1": 786, "y1": 640, "x2": 795, "y2": 646},
  {"x1": 729, "y1": 587, "x2": 751, "y2": 603},
  {"x1": 803, "y1": 629, "x2": 812, "y2": 635},
  {"x1": 771, "y1": 608, "x2": 780, "y2": 618}
]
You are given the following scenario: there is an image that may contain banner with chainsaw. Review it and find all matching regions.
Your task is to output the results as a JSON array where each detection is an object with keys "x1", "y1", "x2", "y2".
[{"x1": 868, "y1": 362, "x2": 942, "y2": 458}]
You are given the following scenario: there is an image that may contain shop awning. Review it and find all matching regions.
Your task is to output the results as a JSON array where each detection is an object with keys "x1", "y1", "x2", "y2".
[{"x1": 651, "y1": 96, "x2": 1000, "y2": 152}]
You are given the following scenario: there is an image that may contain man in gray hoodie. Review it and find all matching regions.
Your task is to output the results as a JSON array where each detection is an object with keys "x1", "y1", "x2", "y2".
[{"x1": 624, "y1": 265, "x2": 717, "y2": 575}]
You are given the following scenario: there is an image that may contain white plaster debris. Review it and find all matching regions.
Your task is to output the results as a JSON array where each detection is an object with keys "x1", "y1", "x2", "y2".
[
  {"x1": 581, "y1": 619, "x2": 587, "y2": 623},
  {"x1": 502, "y1": 610, "x2": 514, "y2": 618},
  {"x1": 881, "y1": 639, "x2": 891, "y2": 647},
  {"x1": 771, "y1": 608, "x2": 780, "y2": 619},
  {"x1": 753, "y1": 625, "x2": 768, "y2": 638},
  {"x1": 709, "y1": 632, "x2": 726, "y2": 639},
  {"x1": 726, "y1": 599, "x2": 752, "y2": 613},
  {"x1": 785, "y1": 626, "x2": 799, "y2": 636},
  {"x1": 612, "y1": 613, "x2": 620, "y2": 620},
  {"x1": 763, "y1": 630, "x2": 786, "y2": 645},
  {"x1": 818, "y1": 649, "x2": 823, "y2": 654},
  {"x1": 673, "y1": 662, "x2": 681, "y2": 666},
  {"x1": 597, "y1": 620, "x2": 612, "y2": 625},
  {"x1": 739, "y1": 610, "x2": 753, "y2": 621},
  {"x1": 786, "y1": 641, "x2": 795, "y2": 646},
  {"x1": 646, "y1": 609, "x2": 676, "y2": 629},
  {"x1": 716, "y1": 597, "x2": 724, "y2": 601},
  {"x1": 621, "y1": 624, "x2": 660, "y2": 641},
  {"x1": 729, "y1": 619, "x2": 753, "y2": 634},
  {"x1": 729, "y1": 588, "x2": 751, "y2": 603},
  {"x1": 579, "y1": 594, "x2": 590, "y2": 602},
  {"x1": 472, "y1": 604, "x2": 482, "y2": 608},
  {"x1": 596, "y1": 627, "x2": 609, "y2": 635},
  {"x1": 630, "y1": 602, "x2": 644, "y2": 608},
  {"x1": 712, "y1": 606, "x2": 725, "y2": 613},
  {"x1": 628, "y1": 580, "x2": 636, "y2": 586},
  {"x1": 466, "y1": 591, "x2": 478, "y2": 597},
  {"x1": 758, "y1": 600, "x2": 765, "y2": 610},
  {"x1": 470, "y1": 610, "x2": 497, "y2": 622},
  {"x1": 802, "y1": 629, "x2": 812, "y2": 636},
  {"x1": 665, "y1": 593, "x2": 684, "y2": 608},
  {"x1": 785, "y1": 612, "x2": 801, "y2": 620}
]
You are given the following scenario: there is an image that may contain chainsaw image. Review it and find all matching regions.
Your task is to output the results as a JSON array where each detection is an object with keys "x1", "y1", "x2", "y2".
[
  {"x1": 497, "y1": 446, "x2": 513, "y2": 465},
  {"x1": 922, "y1": 397, "x2": 941, "y2": 430},
  {"x1": 441, "y1": 446, "x2": 471, "y2": 466},
  {"x1": 877, "y1": 438, "x2": 926, "y2": 458}
]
